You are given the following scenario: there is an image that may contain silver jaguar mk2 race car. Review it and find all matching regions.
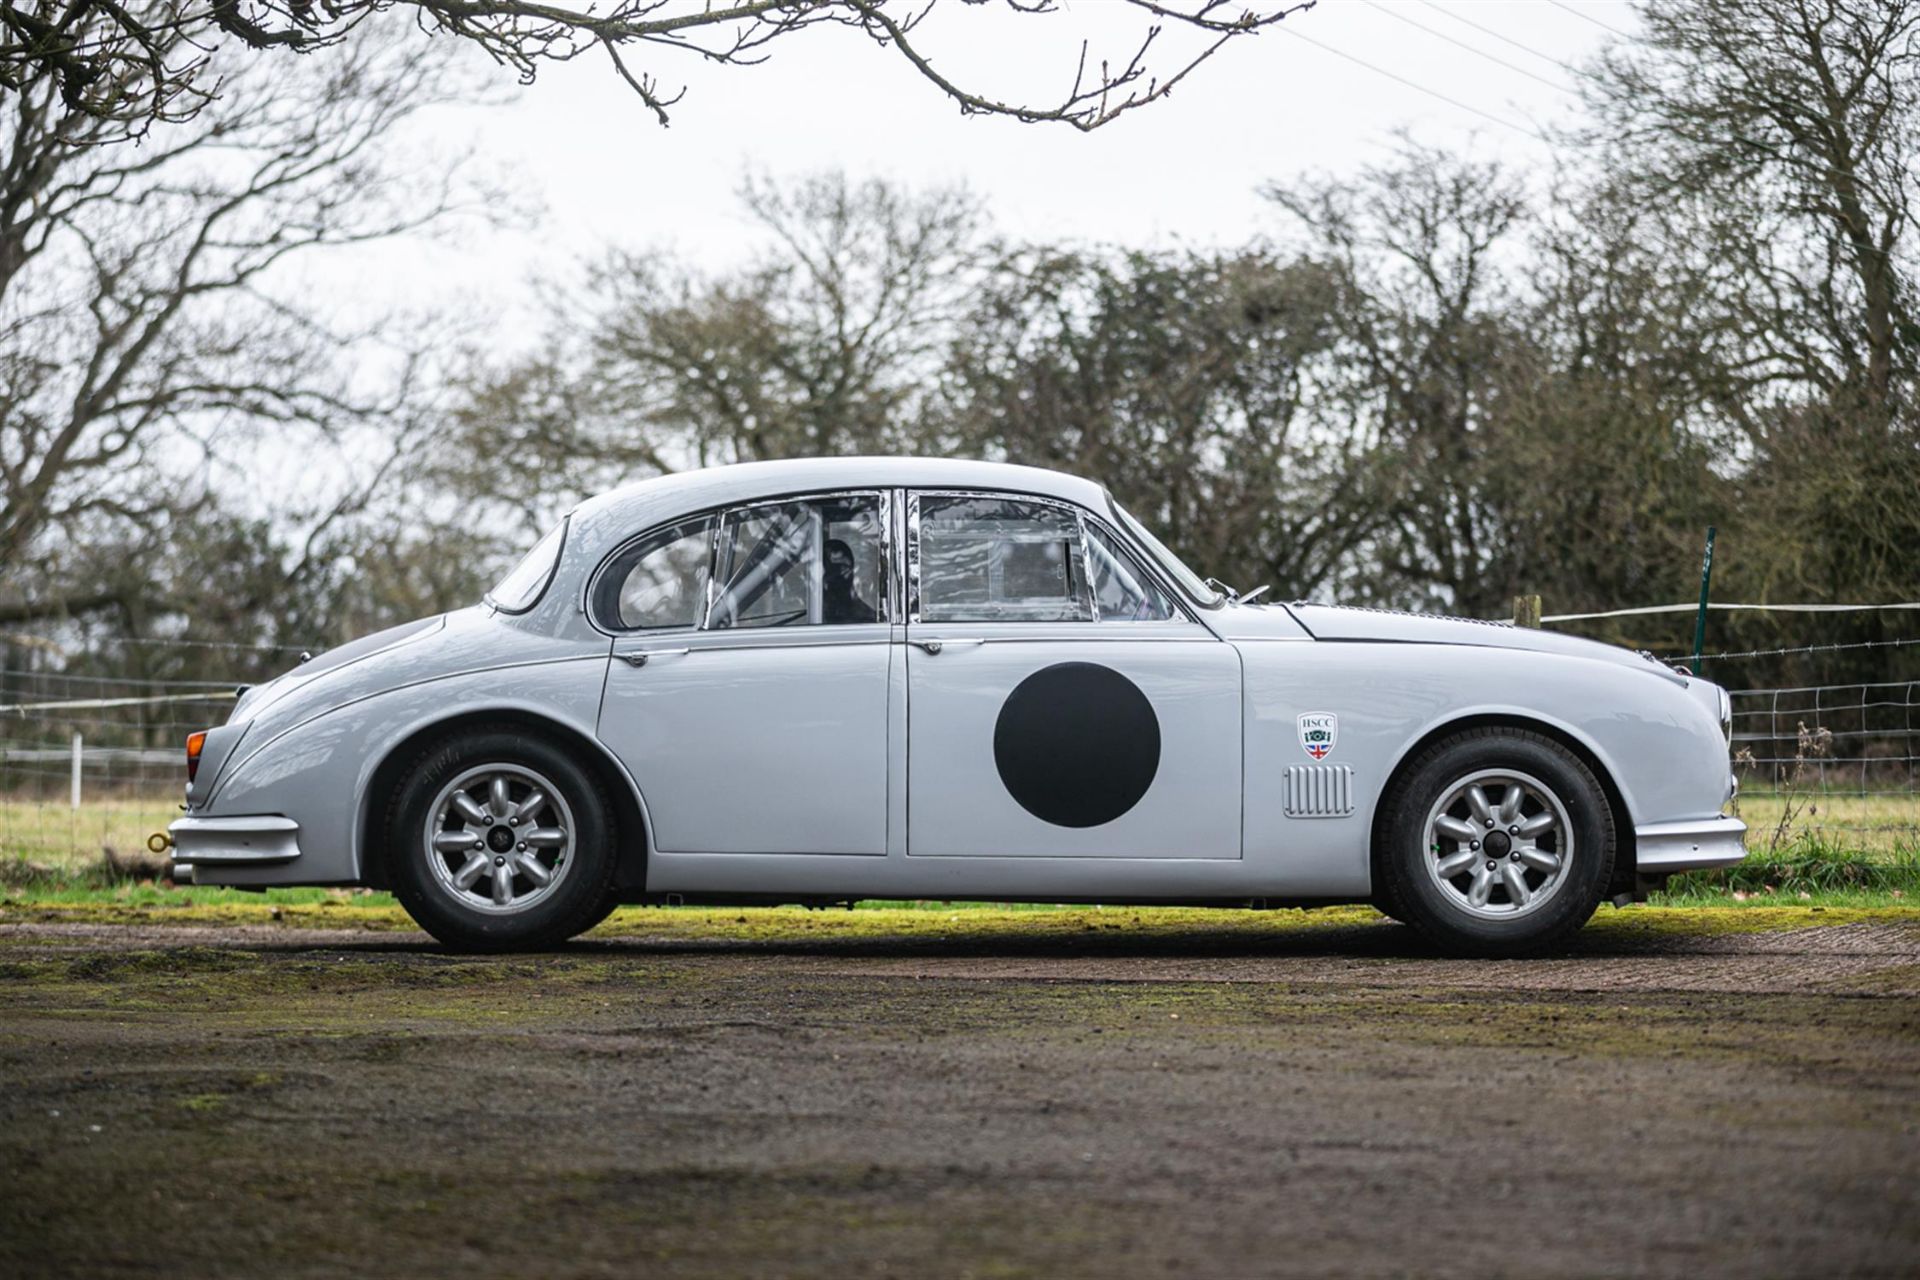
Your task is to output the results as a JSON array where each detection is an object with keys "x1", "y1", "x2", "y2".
[{"x1": 169, "y1": 457, "x2": 1744, "y2": 953}]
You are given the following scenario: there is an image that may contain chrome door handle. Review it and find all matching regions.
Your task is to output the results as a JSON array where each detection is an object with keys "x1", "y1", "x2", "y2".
[
  {"x1": 616, "y1": 647, "x2": 690, "y2": 668},
  {"x1": 909, "y1": 638, "x2": 986, "y2": 654}
]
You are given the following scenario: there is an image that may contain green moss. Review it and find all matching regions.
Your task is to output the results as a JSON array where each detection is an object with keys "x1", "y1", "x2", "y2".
[
  {"x1": 0, "y1": 893, "x2": 416, "y2": 929},
  {"x1": 590, "y1": 903, "x2": 1387, "y2": 945},
  {"x1": 8, "y1": 888, "x2": 1919, "y2": 941},
  {"x1": 1588, "y1": 904, "x2": 1920, "y2": 935}
]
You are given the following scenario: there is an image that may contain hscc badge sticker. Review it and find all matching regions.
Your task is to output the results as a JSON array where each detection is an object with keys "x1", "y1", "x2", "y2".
[{"x1": 1298, "y1": 712, "x2": 1338, "y2": 760}]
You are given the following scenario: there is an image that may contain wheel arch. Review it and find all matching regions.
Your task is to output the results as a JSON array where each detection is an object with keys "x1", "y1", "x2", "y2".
[
  {"x1": 1367, "y1": 713, "x2": 1638, "y2": 901},
  {"x1": 356, "y1": 708, "x2": 651, "y2": 893}
]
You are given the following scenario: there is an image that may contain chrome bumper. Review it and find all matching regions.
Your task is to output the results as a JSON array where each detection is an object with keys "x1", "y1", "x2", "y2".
[
  {"x1": 1635, "y1": 816, "x2": 1748, "y2": 873},
  {"x1": 168, "y1": 815, "x2": 302, "y2": 870}
]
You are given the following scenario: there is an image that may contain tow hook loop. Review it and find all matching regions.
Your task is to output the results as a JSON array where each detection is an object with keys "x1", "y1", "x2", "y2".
[{"x1": 147, "y1": 831, "x2": 174, "y2": 854}]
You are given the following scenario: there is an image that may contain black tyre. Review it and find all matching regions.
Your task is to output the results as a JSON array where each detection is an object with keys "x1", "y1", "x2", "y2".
[
  {"x1": 385, "y1": 728, "x2": 617, "y2": 951},
  {"x1": 581, "y1": 894, "x2": 622, "y2": 935},
  {"x1": 1373, "y1": 727, "x2": 1614, "y2": 957}
]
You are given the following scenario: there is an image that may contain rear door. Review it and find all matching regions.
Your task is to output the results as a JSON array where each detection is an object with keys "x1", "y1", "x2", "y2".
[
  {"x1": 903, "y1": 492, "x2": 1242, "y2": 859},
  {"x1": 596, "y1": 491, "x2": 895, "y2": 855}
]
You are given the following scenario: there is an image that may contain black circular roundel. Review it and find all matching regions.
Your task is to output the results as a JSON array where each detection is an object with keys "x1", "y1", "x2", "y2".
[{"x1": 993, "y1": 662, "x2": 1161, "y2": 828}]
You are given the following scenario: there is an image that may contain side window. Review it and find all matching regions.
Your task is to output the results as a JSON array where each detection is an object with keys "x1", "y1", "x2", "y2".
[
  {"x1": 594, "y1": 517, "x2": 714, "y2": 631},
  {"x1": 709, "y1": 494, "x2": 886, "y2": 629},
  {"x1": 1086, "y1": 520, "x2": 1177, "y2": 622},
  {"x1": 916, "y1": 496, "x2": 1093, "y2": 623}
]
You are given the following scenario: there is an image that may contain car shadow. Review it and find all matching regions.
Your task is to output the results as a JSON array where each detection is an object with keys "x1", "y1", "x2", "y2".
[
  {"x1": 52, "y1": 913, "x2": 1813, "y2": 962},
  {"x1": 562, "y1": 916, "x2": 1779, "y2": 962},
  {"x1": 585, "y1": 920, "x2": 1437, "y2": 958},
  {"x1": 566, "y1": 921, "x2": 1761, "y2": 962}
]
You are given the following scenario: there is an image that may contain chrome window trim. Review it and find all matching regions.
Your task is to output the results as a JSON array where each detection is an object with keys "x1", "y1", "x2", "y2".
[
  {"x1": 907, "y1": 489, "x2": 1089, "y2": 626},
  {"x1": 906, "y1": 489, "x2": 1194, "y2": 627},
  {"x1": 704, "y1": 488, "x2": 893, "y2": 631},
  {"x1": 586, "y1": 488, "x2": 894, "y2": 638},
  {"x1": 890, "y1": 486, "x2": 909, "y2": 628},
  {"x1": 582, "y1": 513, "x2": 717, "y2": 637}
]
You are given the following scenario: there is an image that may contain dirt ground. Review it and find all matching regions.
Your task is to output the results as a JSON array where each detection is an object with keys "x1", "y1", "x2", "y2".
[{"x1": 1, "y1": 911, "x2": 1916, "y2": 1279}]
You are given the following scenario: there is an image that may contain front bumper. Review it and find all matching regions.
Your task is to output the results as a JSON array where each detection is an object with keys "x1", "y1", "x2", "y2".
[
  {"x1": 168, "y1": 815, "x2": 302, "y2": 877},
  {"x1": 1634, "y1": 816, "x2": 1747, "y2": 873}
]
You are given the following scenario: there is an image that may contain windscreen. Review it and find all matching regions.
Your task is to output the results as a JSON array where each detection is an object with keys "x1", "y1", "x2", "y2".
[{"x1": 1110, "y1": 501, "x2": 1220, "y2": 607}]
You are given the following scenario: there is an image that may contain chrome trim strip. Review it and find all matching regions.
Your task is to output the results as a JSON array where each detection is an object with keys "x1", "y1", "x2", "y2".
[
  {"x1": 906, "y1": 489, "x2": 923, "y2": 622},
  {"x1": 168, "y1": 815, "x2": 302, "y2": 865},
  {"x1": 901, "y1": 633, "x2": 1204, "y2": 647},
  {"x1": 627, "y1": 635, "x2": 892, "y2": 657},
  {"x1": 1635, "y1": 816, "x2": 1748, "y2": 872}
]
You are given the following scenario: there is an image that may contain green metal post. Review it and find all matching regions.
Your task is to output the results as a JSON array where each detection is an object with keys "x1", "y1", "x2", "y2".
[{"x1": 1692, "y1": 526, "x2": 1716, "y2": 671}]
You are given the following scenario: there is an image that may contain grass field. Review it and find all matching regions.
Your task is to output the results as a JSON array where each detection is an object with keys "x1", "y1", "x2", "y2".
[
  {"x1": 0, "y1": 795, "x2": 178, "y2": 870},
  {"x1": 3, "y1": 893, "x2": 1919, "y2": 940},
  {"x1": 1732, "y1": 787, "x2": 1920, "y2": 853}
]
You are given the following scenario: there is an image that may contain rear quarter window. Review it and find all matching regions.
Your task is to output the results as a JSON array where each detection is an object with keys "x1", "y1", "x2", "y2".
[{"x1": 486, "y1": 518, "x2": 568, "y2": 614}]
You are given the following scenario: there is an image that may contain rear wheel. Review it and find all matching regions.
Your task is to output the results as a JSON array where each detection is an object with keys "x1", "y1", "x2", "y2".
[
  {"x1": 386, "y1": 729, "x2": 616, "y2": 951},
  {"x1": 1374, "y1": 728, "x2": 1613, "y2": 957},
  {"x1": 1371, "y1": 897, "x2": 1408, "y2": 925}
]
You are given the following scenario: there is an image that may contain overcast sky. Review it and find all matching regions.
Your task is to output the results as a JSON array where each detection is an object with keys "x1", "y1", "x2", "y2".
[
  {"x1": 261, "y1": 1, "x2": 1641, "y2": 518},
  {"x1": 359, "y1": 0, "x2": 1637, "y2": 331}
]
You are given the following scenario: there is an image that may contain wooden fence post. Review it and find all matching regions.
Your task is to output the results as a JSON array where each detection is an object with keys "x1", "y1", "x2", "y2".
[{"x1": 1513, "y1": 595, "x2": 1542, "y2": 628}]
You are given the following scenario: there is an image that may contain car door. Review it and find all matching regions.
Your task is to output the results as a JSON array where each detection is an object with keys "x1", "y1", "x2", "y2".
[
  {"x1": 595, "y1": 490, "x2": 895, "y2": 855},
  {"x1": 904, "y1": 491, "x2": 1242, "y2": 859}
]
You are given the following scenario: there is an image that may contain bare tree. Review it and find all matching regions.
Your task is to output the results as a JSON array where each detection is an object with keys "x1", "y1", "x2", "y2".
[
  {"x1": 439, "y1": 170, "x2": 985, "y2": 540},
  {"x1": 1558, "y1": 0, "x2": 1920, "y2": 668},
  {"x1": 0, "y1": 22, "x2": 487, "y2": 624},
  {"x1": 1583, "y1": 0, "x2": 1919, "y2": 417},
  {"x1": 944, "y1": 244, "x2": 1372, "y2": 600},
  {"x1": 1266, "y1": 140, "x2": 1536, "y2": 614},
  {"x1": 609, "y1": 172, "x2": 984, "y2": 461},
  {"x1": 1, "y1": 0, "x2": 1315, "y2": 138}
]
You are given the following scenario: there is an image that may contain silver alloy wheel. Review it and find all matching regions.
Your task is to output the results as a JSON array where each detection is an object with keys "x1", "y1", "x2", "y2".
[
  {"x1": 422, "y1": 763, "x2": 576, "y2": 914},
  {"x1": 1421, "y1": 768, "x2": 1574, "y2": 920}
]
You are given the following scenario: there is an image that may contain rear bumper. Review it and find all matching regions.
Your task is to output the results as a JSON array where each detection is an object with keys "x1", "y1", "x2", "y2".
[
  {"x1": 168, "y1": 815, "x2": 302, "y2": 872},
  {"x1": 1635, "y1": 816, "x2": 1747, "y2": 873}
]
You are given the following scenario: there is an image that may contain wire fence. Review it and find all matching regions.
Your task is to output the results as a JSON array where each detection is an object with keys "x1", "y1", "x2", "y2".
[
  {"x1": 0, "y1": 639, "x2": 1915, "y2": 871},
  {"x1": 1726, "y1": 682, "x2": 1918, "y2": 854},
  {"x1": 0, "y1": 664, "x2": 242, "y2": 869},
  {"x1": 1556, "y1": 617, "x2": 1920, "y2": 855}
]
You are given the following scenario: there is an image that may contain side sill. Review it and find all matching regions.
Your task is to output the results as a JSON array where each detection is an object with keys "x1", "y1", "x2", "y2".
[{"x1": 1635, "y1": 816, "x2": 1747, "y2": 873}]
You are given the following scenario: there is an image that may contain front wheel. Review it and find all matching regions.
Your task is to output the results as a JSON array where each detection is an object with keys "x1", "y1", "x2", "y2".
[
  {"x1": 385, "y1": 729, "x2": 616, "y2": 951},
  {"x1": 1373, "y1": 728, "x2": 1614, "y2": 957}
]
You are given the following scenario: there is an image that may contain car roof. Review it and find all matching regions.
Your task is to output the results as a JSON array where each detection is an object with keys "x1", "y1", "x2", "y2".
[{"x1": 569, "y1": 456, "x2": 1112, "y2": 536}]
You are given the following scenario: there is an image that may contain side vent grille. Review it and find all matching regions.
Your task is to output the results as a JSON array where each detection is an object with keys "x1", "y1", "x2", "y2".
[{"x1": 1284, "y1": 765, "x2": 1355, "y2": 818}]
